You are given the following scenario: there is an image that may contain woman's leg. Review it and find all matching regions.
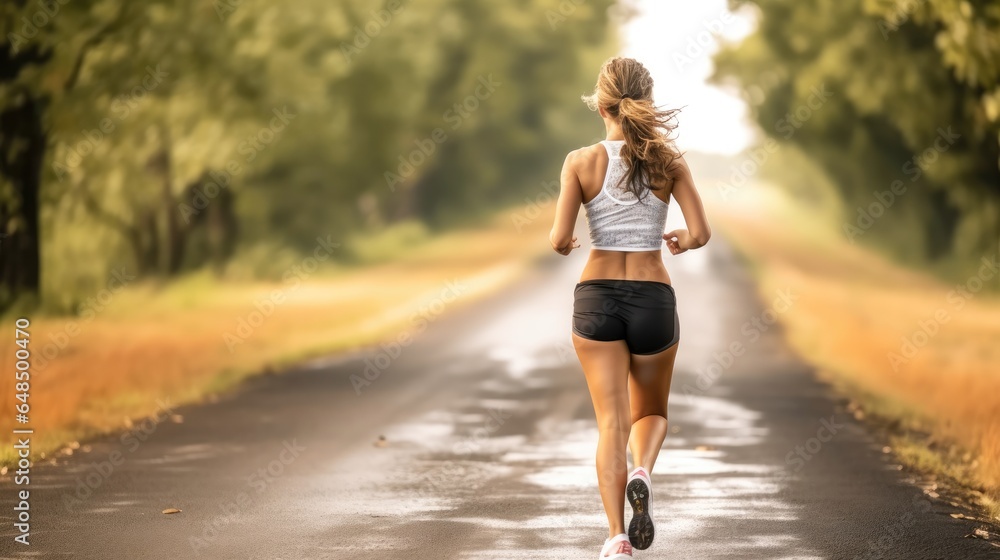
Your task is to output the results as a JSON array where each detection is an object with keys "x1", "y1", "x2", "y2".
[
  {"x1": 573, "y1": 333, "x2": 632, "y2": 539},
  {"x1": 627, "y1": 343, "x2": 679, "y2": 472}
]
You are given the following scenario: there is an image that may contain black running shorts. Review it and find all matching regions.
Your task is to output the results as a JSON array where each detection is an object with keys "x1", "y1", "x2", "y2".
[{"x1": 572, "y1": 279, "x2": 679, "y2": 355}]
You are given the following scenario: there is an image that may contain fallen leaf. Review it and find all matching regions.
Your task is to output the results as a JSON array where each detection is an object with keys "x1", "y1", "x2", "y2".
[
  {"x1": 374, "y1": 435, "x2": 388, "y2": 448},
  {"x1": 694, "y1": 445, "x2": 717, "y2": 452},
  {"x1": 162, "y1": 508, "x2": 182, "y2": 515},
  {"x1": 170, "y1": 414, "x2": 184, "y2": 424},
  {"x1": 964, "y1": 528, "x2": 990, "y2": 540},
  {"x1": 950, "y1": 513, "x2": 964, "y2": 519},
  {"x1": 881, "y1": 446, "x2": 891, "y2": 454}
]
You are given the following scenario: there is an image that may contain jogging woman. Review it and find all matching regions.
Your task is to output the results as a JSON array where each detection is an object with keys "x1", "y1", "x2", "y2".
[{"x1": 549, "y1": 57, "x2": 711, "y2": 559}]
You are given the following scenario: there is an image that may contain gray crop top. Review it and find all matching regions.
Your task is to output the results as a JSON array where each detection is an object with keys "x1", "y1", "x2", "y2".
[{"x1": 582, "y1": 140, "x2": 668, "y2": 251}]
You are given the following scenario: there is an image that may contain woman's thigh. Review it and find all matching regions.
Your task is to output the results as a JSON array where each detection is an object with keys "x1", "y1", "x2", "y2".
[
  {"x1": 628, "y1": 343, "x2": 679, "y2": 423},
  {"x1": 572, "y1": 333, "x2": 632, "y2": 430}
]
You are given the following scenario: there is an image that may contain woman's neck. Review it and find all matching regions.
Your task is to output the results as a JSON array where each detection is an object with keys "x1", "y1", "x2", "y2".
[{"x1": 604, "y1": 120, "x2": 625, "y2": 141}]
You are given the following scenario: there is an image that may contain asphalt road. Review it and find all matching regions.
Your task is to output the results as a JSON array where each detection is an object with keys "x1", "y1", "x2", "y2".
[{"x1": 1, "y1": 237, "x2": 997, "y2": 559}]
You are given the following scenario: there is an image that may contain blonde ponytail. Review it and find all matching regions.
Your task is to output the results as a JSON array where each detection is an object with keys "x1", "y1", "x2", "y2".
[{"x1": 582, "y1": 57, "x2": 681, "y2": 199}]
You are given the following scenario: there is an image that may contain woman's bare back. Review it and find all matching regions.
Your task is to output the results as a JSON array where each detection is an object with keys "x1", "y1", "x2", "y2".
[{"x1": 568, "y1": 141, "x2": 673, "y2": 284}]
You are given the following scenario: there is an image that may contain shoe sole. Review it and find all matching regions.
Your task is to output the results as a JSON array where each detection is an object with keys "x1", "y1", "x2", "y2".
[{"x1": 626, "y1": 477, "x2": 654, "y2": 550}]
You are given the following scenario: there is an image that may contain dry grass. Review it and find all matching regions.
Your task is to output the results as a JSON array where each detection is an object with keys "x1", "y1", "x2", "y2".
[
  {"x1": 708, "y1": 184, "x2": 1000, "y2": 517},
  {"x1": 0, "y1": 202, "x2": 556, "y2": 464}
]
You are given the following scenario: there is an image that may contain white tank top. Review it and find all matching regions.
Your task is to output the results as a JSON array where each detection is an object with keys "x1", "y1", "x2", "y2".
[{"x1": 582, "y1": 140, "x2": 669, "y2": 251}]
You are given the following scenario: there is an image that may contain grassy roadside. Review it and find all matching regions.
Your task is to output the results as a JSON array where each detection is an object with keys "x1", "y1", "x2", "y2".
[
  {"x1": 708, "y1": 183, "x2": 1000, "y2": 523},
  {"x1": 0, "y1": 201, "x2": 557, "y2": 467}
]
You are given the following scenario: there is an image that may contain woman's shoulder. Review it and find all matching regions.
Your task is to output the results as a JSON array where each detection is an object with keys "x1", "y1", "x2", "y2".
[
  {"x1": 564, "y1": 142, "x2": 609, "y2": 170},
  {"x1": 669, "y1": 153, "x2": 692, "y2": 179}
]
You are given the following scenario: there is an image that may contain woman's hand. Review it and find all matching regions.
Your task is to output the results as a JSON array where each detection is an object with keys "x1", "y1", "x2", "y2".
[
  {"x1": 663, "y1": 229, "x2": 698, "y2": 255},
  {"x1": 554, "y1": 236, "x2": 580, "y2": 256}
]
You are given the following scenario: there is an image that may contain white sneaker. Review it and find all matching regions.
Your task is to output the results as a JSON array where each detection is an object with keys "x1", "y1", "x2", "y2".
[
  {"x1": 626, "y1": 466, "x2": 654, "y2": 549},
  {"x1": 599, "y1": 533, "x2": 633, "y2": 559}
]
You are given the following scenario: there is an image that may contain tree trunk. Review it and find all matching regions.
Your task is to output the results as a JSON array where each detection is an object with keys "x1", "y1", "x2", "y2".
[
  {"x1": 0, "y1": 93, "x2": 46, "y2": 310},
  {"x1": 147, "y1": 145, "x2": 186, "y2": 275},
  {"x1": 206, "y1": 187, "x2": 238, "y2": 273}
]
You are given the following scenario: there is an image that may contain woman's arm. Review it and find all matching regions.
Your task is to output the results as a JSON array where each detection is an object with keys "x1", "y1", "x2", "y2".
[
  {"x1": 663, "y1": 155, "x2": 711, "y2": 255},
  {"x1": 549, "y1": 150, "x2": 583, "y2": 255}
]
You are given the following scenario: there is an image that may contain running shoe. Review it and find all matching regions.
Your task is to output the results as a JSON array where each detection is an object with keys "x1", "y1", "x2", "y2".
[{"x1": 626, "y1": 466, "x2": 654, "y2": 549}]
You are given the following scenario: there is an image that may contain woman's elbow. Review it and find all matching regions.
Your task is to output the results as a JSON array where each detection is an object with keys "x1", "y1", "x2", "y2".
[
  {"x1": 692, "y1": 227, "x2": 712, "y2": 248},
  {"x1": 549, "y1": 231, "x2": 571, "y2": 252}
]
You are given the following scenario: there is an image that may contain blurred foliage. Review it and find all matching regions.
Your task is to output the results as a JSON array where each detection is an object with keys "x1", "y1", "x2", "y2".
[
  {"x1": 758, "y1": 143, "x2": 846, "y2": 222},
  {"x1": 713, "y1": 0, "x2": 1000, "y2": 273},
  {"x1": 1, "y1": 0, "x2": 618, "y2": 312}
]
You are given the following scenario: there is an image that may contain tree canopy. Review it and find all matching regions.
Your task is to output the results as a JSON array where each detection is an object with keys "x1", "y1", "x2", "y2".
[
  {"x1": 714, "y1": 0, "x2": 1000, "y2": 272},
  {"x1": 1, "y1": 0, "x2": 618, "y2": 310}
]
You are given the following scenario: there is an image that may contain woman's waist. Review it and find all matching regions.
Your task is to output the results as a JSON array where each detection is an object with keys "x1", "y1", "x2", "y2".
[{"x1": 579, "y1": 250, "x2": 671, "y2": 285}]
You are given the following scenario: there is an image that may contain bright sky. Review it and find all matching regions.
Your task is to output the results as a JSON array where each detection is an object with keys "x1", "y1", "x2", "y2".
[{"x1": 620, "y1": 0, "x2": 757, "y2": 155}]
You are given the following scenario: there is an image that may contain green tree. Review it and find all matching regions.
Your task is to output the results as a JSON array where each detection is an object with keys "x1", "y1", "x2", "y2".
[
  {"x1": 2, "y1": 0, "x2": 618, "y2": 310},
  {"x1": 713, "y1": 0, "x2": 1000, "y2": 271}
]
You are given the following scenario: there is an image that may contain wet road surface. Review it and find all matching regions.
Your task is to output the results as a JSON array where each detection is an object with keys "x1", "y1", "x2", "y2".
[{"x1": 1, "y1": 237, "x2": 997, "y2": 559}]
